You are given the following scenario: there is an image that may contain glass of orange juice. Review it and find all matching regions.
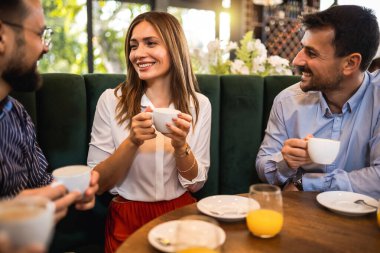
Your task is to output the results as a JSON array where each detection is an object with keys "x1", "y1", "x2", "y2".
[
  {"x1": 377, "y1": 199, "x2": 380, "y2": 227},
  {"x1": 175, "y1": 215, "x2": 222, "y2": 253},
  {"x1": 246, "y1": 184, "x2": 283, "y2": 238}
]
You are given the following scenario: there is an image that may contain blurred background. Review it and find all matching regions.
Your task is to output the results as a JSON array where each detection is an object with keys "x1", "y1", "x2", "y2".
[{"x1": 39, "y1": 0, "x2": 380, "y2": 74}]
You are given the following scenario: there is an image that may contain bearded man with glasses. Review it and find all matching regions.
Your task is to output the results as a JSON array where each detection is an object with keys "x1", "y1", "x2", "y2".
[
  {"x1": 0, "y1": 1, "x2": 99, "y2": 252},
  {"x1": 1, "y1": 3, "x2": 52, "y2": 93}
]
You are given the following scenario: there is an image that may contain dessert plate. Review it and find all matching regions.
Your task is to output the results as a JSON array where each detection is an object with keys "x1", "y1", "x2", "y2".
[
  {"x1": 148, "y1": 220, "x2": 226, "y2": 253},
  {"x1": 316, "y1": 191, "x2": 378, "y2": 216},
  {"x1": 197, "y1": 195, "x2": 259, "y2": 222}
]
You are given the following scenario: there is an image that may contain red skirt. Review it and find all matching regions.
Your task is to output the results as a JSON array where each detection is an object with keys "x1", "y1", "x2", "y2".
[{"x1": 105, "y1": 191, "x2": 196, "y2": 253}]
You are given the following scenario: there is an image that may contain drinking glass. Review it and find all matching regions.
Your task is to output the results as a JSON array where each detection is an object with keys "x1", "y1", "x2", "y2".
[
  {"x1": 175, "y1": 215, "x2": 222, "y2": 253},
  {"x1": 377, "y1": 199, "x2": 380, "y2": 228},
  {"x1": 246, "y1": 184, "x2": 283, "y2": 238}
]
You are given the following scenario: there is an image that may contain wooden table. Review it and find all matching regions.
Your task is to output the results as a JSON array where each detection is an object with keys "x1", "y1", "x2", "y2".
[{"x1": 117, "y1": 192, "x2": 380, "y2": 253}]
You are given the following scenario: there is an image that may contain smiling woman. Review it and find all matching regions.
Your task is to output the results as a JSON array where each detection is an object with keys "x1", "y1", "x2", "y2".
[{"x1": 87, "y1": 11, "x2": 212, "y2": 253}]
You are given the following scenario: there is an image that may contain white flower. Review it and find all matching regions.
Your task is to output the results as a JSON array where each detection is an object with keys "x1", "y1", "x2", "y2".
[
  {"x1": 193, "y1": 31, "x2": 293, "y2": 76},
  {"x1": 207, "y1": 39, "x2": 221, "y2": 54},
  {"x1": 267, "y1": 55, "x2": 292, "y2": 75},
  {"x1": 231, "y1": 59, "x2": 249, "y2": 75},
  {"x1": 254, "y1": 54, "x2": 267, "y2": 65},
  {"x1": 252, "y1": 58, "x2": 266, "y2": 74},
  {"x1": 256, "y1": 42, "x2": 267, "y2": 58},
  {"x1": 226, "y1": 41, "x2": 238, "y2": 51},
  {"x1": 268, "y1": 55, "x2": 289, "y2": 66},
  {"x1": 246, "y1": 41, "x2": 255, "y2": 52}
]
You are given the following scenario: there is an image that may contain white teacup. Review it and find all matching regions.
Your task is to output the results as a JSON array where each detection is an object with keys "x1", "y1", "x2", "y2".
[
  {"x1": 152, "y1": 108, "x2": 180, "y2": 134},
  {"x1": 0, "y1": 196, "x2": 55, "y2": 248},
  {"x1": 308, "y1": 138, "x2": 340, "y2": 165},
  {"x1": 52, "y1": 165, "x2": 91, "y2": 194}
]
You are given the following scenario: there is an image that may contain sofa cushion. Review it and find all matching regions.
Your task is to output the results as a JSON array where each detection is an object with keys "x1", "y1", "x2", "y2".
[
  {"x1": 193, "y1": 75, "x2": 220, "y2": 198},
  {"x1": 83, "y1": 73, "x2": 126, "y2": 142},
  {"x1": 219, "y1": 75, "x2": 264, "y2": 194},
  {"x1": 38, "y1": 73, "x2": 88, "y2": 170}
]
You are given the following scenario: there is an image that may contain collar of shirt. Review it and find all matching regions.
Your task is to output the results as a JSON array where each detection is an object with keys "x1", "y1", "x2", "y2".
[
  {"x1": 0, "y1": 96, "x2": 13, "y2": 119},
  {"x1": 140, "y1": 93, "x2": 195, "y2": 110},
  {"x1": 318, "y1": 73, "x2": 369, "y2": 117}
]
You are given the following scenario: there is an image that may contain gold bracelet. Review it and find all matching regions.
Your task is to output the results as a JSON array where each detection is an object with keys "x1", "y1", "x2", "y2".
[
  {"x1": 177, "y1": 156, "x2": 196, "y2": 173},
  {"x1": 174, "y1": 144, "x2": 191, "y2": 158}
]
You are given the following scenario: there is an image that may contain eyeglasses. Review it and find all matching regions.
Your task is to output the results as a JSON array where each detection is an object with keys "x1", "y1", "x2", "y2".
[{"x1": 1, "y1": 20, "x2": 53, "y2": 48}]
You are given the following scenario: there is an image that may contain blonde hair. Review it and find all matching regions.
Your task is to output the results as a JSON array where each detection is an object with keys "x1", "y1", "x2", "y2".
[{"x1": 115, "y1": 11, "x2": 200, "y2": 128}]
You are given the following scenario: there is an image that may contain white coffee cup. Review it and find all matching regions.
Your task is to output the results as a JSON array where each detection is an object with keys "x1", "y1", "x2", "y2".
[
  {"x1": 307, "y1": 138, "x2": 340, "y2": 165},
  {"x1": 152, "y1": 108, "x2": 180, "y2": 134},
  {"x1": 52, "y1": 165, "x2": 91, "y2": 194},
  {"x1": 0, "y1": 196, "x2": 55, "y2": 248}
]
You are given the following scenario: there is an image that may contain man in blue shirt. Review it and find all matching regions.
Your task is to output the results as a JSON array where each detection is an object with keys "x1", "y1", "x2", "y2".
[{"x1": 256, "y1": 5, "x2": 380, "y2": 199}]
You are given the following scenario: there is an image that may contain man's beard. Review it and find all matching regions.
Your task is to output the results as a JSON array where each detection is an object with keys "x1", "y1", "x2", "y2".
[
  {"x1": 2, "y1": 32, "x2": 42, "y2": 92},
  {"x1": 2, "y1": 61, "x2": 42, "y2": 92},
  {"x1": 296, "y1": 65, "x2": 342, "y2": 93}
]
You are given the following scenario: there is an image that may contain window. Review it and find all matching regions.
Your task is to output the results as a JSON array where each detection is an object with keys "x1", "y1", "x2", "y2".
[
  {"x1": 40, "y1": 0, "x2": 229, "y2": 74},
  {"x1": 40, "y1": 0, "x2": 87, "y2": 73},
  {"x1": 92, "y1": 1, "x2": 150, "y2": 73},
  {"x1": 168, "y1": 7, "x2": 216, "y2": 52}
]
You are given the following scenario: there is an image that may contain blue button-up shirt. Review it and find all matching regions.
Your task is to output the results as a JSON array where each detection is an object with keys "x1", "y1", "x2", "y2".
[{"x1": 256, "y1": 71, "x2": 380, "y2": 199}]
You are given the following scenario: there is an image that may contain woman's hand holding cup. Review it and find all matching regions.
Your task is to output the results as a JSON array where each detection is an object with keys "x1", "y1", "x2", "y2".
[
  {"x1": 164, "y1": 112, "x2": 192, "y2": 150},
  {"x1": 129, "y1": 106, "x2": 156, "y2": 147}
]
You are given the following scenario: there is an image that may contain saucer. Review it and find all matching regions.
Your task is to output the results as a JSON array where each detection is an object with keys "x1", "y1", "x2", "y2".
[
  {"x1": 316, "y1": 191, "x2": 378, "y2": 216},
  {"x1": 197, "y1": 195, "x2": 259, "y2": 222},
  {"x1": 148, "y1": 220, "x2": 226, "y2": 253}
]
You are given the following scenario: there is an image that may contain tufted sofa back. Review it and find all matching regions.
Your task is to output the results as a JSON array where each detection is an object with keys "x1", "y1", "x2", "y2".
[{"x1": 11, "y1": 73, "x2": 300, "y2": 252}]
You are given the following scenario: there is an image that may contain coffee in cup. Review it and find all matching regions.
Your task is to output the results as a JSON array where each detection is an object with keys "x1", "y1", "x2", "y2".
[
  {"x1": 0, "y1": 196, "x2": 55, "y2": 248},
  {"x1": 152, "y1": 108, "x2": 180, "y2": 134},
  {"x1": 307, "y1": 138, "x2": 340, "y2": 165},
  {"x1": 52, "y1": 165, "x2": 91, "y2": 194}
]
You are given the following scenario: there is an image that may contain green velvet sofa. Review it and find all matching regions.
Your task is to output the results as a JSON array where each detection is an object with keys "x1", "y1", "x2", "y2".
[{"x1": 11, "y1": 73, "x2": 300, "y2": 253}]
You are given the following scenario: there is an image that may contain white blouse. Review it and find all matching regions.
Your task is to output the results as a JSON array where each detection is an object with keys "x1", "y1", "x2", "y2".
[{"x1": 87, "y1": 89, "x2": 212, "y2": 202}]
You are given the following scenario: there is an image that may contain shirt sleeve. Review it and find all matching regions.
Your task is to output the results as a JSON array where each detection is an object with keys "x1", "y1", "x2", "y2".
[
  {"x1": 178, "y1": 96, "x2": 212, "y2": 192},
  {"x1": 256, "y1": 98, "x2": 296, "y2": 186},
  {"x1": 87, "y1": 90, "x2": 115, "y2": 168}
]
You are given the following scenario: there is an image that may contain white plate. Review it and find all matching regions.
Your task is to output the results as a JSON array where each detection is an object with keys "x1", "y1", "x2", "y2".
[
  {"x1": 197, "y1": 195, "x2": 259, "y2": 222},
  {"x1": 148, "y1": 220, "x2": 226, "y2": 253},
  {"x1": 316, "y1": 191, "x2": 378, "y2": 216}
]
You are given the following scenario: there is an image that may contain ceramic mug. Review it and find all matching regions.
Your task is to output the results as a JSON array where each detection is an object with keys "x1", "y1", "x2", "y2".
[
  {"x1": 308, "y1": 138, "x2": 340, "y2": 165},
  {"x1": 152, "y1": 108, "x2": 180, "y2": 134},
  {"x1": 0, "y1": 196, "x2": 55, "y2": 248},
  {"x1": 52, "y1": 165, "x2": 91, "y2": 194}
]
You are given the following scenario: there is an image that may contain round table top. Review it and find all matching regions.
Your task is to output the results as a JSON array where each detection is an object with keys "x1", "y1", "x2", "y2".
[{"x1": 116, "y1": 192, "x2": 379, "y2": 253}]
